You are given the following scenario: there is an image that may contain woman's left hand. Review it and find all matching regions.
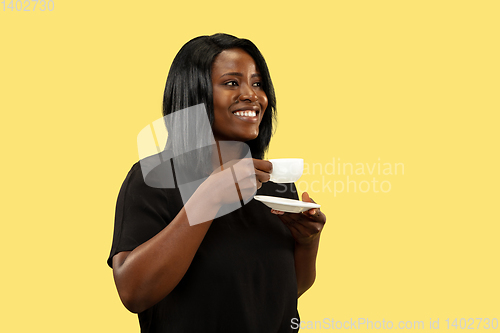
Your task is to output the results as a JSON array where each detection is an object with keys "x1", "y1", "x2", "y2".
[{"x1": 271, "y1": 192, "x2": 326, "y2": 247}]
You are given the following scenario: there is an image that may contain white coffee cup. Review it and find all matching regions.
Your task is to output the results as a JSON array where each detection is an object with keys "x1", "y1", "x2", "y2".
[{"x1": 269, "y1": 158, "x2": 304, "y2": 183}]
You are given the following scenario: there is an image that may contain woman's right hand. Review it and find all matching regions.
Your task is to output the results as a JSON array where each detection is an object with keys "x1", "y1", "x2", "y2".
[{"x1": 201, "y1": 158, "x2": 273, "y2": 206}]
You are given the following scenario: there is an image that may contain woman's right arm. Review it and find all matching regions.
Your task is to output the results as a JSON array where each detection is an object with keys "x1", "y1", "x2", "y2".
[
  {"x1": 112, "y1": 187, "x2": 220, "y2": 314},
  {"x1": 112, "y1": 158, "x2": 272, "y2": 314}
]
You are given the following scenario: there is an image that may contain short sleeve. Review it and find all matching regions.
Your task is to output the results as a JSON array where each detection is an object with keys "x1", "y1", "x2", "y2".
[{"x1": 107, "y1": 162, "x2": 182, "y2": 268}]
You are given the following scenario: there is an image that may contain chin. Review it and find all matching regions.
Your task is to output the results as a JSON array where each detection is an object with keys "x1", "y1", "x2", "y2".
[{"x1": 243, "y1": 132, "x2": 259, "y2": 142}]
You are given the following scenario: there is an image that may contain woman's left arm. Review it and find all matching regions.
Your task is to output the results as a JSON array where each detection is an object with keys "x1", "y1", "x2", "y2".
[{"x1": 272, "y1": 192, "x2": 327, "y2": 297}]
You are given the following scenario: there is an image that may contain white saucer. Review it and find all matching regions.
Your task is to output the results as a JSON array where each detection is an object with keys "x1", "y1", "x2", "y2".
[{"x1": 254, "y1": 195, "x2": 320, "y2": 213}]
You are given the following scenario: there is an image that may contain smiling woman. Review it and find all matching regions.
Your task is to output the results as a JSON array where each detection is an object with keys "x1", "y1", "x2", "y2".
[{"x1": 107, "y1": 33, "x2": 326, "y2": 333}]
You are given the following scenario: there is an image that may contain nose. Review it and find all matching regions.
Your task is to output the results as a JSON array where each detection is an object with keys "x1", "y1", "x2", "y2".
[{"x1": 238, "y1": 83, "x2": 258, "y2": 102}]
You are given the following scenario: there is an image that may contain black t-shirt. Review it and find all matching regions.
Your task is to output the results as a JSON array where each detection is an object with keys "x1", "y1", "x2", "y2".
[{"x1": 108, "y1": 159, "x2": 300, "y2": 332}]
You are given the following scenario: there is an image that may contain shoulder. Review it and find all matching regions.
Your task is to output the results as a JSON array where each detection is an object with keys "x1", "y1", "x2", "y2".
[
  {"x1": 117, "y1": 151, "x2": 183, "y2": 207},
  {"x1": 115, "y1": 154, "x2": 184, "y2": 226},
  {"x1": 120, "y1": 149, "x2": 176, "y2": 189}
]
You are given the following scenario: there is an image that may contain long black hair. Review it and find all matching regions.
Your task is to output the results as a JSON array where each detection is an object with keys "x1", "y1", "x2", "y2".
[{"x1": 162, "y1": 33, "x2": 277, "y2": 160}]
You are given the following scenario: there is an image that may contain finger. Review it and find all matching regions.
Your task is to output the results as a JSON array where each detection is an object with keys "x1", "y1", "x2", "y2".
[
  {"x1": 307, "y1": 208, "x2": 317, "y2": 216},
  {"x1": 255, "y1": 169, "x2": 271, "y2": 183},
  {"x1": 302, "y1": 191, "x2": 312, "y2": 203},
  {"x1": 301, "y1": 192, "x2": 320, "y2": 216},
  {"x1": 301, "y1": 193, "x2": 315, "y2": 215},
  {"x1": 253, "y1": 159, "x2": 273, "y2": 173}
]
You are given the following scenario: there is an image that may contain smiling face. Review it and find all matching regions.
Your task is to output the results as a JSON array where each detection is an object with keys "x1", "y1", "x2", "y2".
[{"x1": 211, "y1": 48, "x2": 268, "y2": 142}]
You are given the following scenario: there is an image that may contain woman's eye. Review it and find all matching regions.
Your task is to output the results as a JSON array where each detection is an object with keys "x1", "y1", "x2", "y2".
[
  {"x1": 253, "y1": 82, "x2": 262, "y2": 87},
  {"x1": 225, "y1": 81, "x2": 238, "y2": 86}
]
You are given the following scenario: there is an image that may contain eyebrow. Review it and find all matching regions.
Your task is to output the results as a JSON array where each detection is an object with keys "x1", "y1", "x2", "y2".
[{"x1": 219, "y1": 72, "x2": 262, "y2": 79}]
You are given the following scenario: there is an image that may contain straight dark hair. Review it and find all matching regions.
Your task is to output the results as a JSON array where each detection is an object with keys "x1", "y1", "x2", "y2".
[{"x1": 162, "y1": 33, "x2": 277, "y2": 161}]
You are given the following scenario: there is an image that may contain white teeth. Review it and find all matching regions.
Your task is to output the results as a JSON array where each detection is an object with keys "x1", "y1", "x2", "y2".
[{"x1": 234, "y1": 111, "x2": 256, "y2": 117}]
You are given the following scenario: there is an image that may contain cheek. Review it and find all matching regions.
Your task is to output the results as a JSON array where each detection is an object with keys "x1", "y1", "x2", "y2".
[
  {"x1": 212, "y1": 91, "x2": 222, "y2": 110},
  {"x1": 260, "y1": 93, "x2": 269, "y2": 110},
  {"x1": 213, "y1": 89, "x2": 233, "y2": 110},
  {"x1": 212, "y1": 94, "x2": 225, "y2": 119}
]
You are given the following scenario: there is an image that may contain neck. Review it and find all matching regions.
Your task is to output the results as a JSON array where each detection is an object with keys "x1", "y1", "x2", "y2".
[{"x1": 211, "y1": 140, "x2": 246, "y2": 170}]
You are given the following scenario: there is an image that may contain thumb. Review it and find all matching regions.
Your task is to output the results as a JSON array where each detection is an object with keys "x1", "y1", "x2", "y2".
[
  {"x1": 302, "y1": 191, "x2": 312, "y2": 203},
  {"x1": 302, "y1": 192, "x2": 316, "y2": 215}
]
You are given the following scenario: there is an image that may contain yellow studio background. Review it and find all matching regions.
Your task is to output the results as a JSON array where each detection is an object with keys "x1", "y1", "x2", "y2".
[{"x1": 1, "y1": 0, "x2": 498, "y2": 332}]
